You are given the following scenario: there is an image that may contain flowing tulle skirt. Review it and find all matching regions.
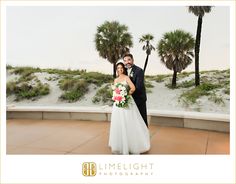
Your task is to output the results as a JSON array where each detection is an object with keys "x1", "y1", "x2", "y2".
[{"x1": 108, "y1": 97, "x2": 150, "y2": 154}]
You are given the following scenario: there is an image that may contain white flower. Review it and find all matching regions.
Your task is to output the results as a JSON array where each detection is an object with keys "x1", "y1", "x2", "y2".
[
  {"x1": 130, "y1": 71, "x2": 134, "y2": 77},
  {"x1": 111, "y1": 84, "x2": 116, "y2": 90},
  {"x1": 111, "y1": 83, "x2": 130, "y2": 108}
]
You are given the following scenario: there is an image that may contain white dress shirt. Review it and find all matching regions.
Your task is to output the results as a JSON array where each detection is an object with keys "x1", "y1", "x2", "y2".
[{"x1": 127, "y1": 67, "x2": 133, "y2": 76}]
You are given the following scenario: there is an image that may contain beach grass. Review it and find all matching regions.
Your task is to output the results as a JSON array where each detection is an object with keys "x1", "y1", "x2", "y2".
[
  {"x1": 60, "y1": 90, "x2": 86, "y2": 102},
  {"x1": 59, "y1": 79, "x2": 89, "y2": 102},
  {"x1": 92, "y1": 84, "x2": 113, "y2": 105},
  {"x1": 145, "y1": 80, "x2": 154, "y2": 93},
  {"x1": 9, "y1": 66, "x2": 86, "y2": 76},
  {"x1": 179, "y1": 82, "x2": 222, "y2": 105},
  {"x1": 7, "y1": 67, "x2": 50, "y2": 100},
  {"x1": 145, "y1": 80, "x2": 154, "y2": 88},
  {"x1": 81, "y1": 72, "x2": 113, "y2": 86},
  {"x1": 6, "y1": 66, "x2": 230, "y2": 108},
  {"x1": 45, "y1": 76, "x2": 59, "y2": 81},
  {"x1": 177, "y1": 79, "x2": 195, "y2": 88},
  {"x1": 11, "y1": 66, "x2": 41, "y2": 76},
  {"x1": 42, "y1": 68, "x2": 86, "y2": 76},
  {"x1": 224, "y1": 87, "x2": 230, "y2": 95},
  {"x1": 6, "y1": 65, "x2": 13, "y2": 69},
  {"x1": 6, "y1": 81, "x2": 17, "y2": 96},
  {"x1": 7, "y1": 81, "x2": 50, "y2": 101},
  {"x1": 146, "y1": 74, "x2": 171, "y2": 83},
  {"x1": 208, "y1": 92, "x2": 225, "y2": 105},
  {"x1": 178, "y1": 71, "x2": 194, "y2": 78}
]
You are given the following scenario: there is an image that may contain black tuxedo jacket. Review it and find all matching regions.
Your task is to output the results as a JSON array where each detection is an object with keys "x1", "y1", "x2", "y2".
[{"x1": 129, "y1": 65, "x2": 147, "y2": 104}]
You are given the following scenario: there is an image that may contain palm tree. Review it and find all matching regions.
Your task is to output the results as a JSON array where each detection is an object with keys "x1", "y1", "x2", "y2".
[
  {"x1": 95, "y1": 21, "x2": 133, "y2": 78},
  {"x1": 157, "y1": 30, "x2": 195, "y2": 87},
  {"x1": 188, "y1": 6, "x2": 212, "y2": 86},
  {"x1": 139, "y1": 34, "x2": 155, "y2": 74}
]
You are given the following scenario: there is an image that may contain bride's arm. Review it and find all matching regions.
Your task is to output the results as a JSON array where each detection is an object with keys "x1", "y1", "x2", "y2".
[
  {"x1": 126, "y1": 76, "x2": 136, "y2": 95},
  {"x1": 114, "y1": 78, "x2": 117, "y2": 84}
]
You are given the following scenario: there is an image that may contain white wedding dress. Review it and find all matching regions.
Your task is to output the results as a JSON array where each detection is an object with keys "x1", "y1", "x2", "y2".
[{"x1": 108, "y1": 81, "x2": 150, "y2": 154}]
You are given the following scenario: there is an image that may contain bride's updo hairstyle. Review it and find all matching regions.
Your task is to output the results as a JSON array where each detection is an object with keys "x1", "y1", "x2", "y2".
[{"x1": 116, "y1": 62, "x2": 128, "y2": 76}]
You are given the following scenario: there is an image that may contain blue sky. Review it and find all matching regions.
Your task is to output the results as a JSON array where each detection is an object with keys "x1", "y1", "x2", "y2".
[{"x1": 6, "y1": 6, "x2": 230, "y2": 74}]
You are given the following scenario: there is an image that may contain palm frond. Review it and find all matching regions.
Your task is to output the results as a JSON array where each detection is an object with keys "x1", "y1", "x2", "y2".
[
  {"x1": 188, "y1": 6, "x2": 212, "y2": 17},
  {"x1": 94, "y1": 21, "x2": 133, "y2": 64},
  {"x1": 157, "y1": 29, "x2": 195, "y2": 73}
]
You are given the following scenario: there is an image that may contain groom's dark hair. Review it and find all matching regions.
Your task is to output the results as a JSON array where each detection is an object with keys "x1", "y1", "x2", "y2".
[{"x1": 123, "y1": 53, "x2": 133, "y2": 60}]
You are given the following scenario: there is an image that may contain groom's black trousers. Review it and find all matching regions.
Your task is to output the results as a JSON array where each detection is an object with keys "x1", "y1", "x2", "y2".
[{"x1": 136, "y1": 101, "x2": 148, "y2": 127}]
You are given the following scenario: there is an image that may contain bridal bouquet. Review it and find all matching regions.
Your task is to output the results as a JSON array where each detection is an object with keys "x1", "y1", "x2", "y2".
[{"x1": 111, "y1": 83, "x2": 131, "y2": 108}]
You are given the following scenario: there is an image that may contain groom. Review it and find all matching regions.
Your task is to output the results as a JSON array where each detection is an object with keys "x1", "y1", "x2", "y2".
[{"x1": 123, "y1": 53, "x2": 148, "y2": 127}]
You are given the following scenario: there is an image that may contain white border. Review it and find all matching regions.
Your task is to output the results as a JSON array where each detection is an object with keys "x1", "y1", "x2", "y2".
[
  {"x1": 0, "y1": 1, "x2": 7, "y2": 183},
  {"x1": 229, "y1": 0, "x2": 236, "y2": 166},
  {"x1": 1, "y1": 1, "x2": 235, "y2": 183},
  {"x1": 1, "y1": 0, "x2": 235, "y2": 6}
]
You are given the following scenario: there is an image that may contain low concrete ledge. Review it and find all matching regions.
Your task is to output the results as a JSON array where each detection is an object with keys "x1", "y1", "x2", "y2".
[
  {"x1": 7, "y1": 106, "x2": 112, "y2": 122},
  {"x1": 7, "y1": 106, "x2": 230, "y2": 132},
  {"x1": 148, "y1": 110, "x2": 229, "y2": 132}
]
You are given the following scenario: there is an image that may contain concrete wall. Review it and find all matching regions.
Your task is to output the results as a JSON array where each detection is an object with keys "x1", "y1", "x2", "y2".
[{"x1": 6, "y1": 106, "x2": 230, "y2": 132}]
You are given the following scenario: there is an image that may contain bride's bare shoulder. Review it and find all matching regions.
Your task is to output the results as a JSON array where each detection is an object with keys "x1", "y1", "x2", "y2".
[
  {"x1": 114, "y1": 77, "x2": 119, "y2": 83},
  {"x1": 125, "y1": 76, "x2": 131, "y2": 81}
]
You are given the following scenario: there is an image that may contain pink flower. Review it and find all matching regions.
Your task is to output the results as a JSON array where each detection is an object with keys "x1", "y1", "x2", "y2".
[
  {"x1": 112, "y1": 83, "x2": 130, "y2": 108},
  {"x1": 115, "y1": 88, "x2": 121, "y2": 94},
  {"x1": 115, "y1": 96, "x2": 122, "y2": 102}
]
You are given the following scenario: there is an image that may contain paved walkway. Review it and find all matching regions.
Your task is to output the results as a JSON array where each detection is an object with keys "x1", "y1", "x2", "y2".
[{"x1": 7, "y1": 119, "x2": 229, "y2": 154}]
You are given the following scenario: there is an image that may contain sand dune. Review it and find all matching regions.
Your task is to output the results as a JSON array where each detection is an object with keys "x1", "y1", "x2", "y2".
[{"x1": 6, "y1": 69, "x2": 230, "y2": 114}]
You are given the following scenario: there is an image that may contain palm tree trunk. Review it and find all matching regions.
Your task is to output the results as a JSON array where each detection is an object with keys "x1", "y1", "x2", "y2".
[
  {"x1": 143, "y1": 54, "x2": 149, "y2": 74},
  {"x1": 172, "y1": 70, "x2": 177, "y2": 88},
  {"x1": 113, "y1": 62, "x2": 116, "y2": 78},
  {"x1": 195, "y1": 15, "x2": 202, "y2": 86}
]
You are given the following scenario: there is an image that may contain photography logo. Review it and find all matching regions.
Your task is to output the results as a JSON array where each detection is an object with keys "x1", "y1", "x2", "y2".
[{"x1": 82, "y1": 162, "x2": 97, "y2": 177}]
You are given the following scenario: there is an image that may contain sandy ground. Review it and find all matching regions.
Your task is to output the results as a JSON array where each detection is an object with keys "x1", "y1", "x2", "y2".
[
  {"x1": 6, "y1": 71, "x2": 230, "y2": 114},
  {"x1": 147, "y1": 81, "x2": 229, "y2": 113}
]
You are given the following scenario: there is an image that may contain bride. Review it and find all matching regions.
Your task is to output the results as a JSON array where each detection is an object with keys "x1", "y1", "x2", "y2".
[{"x1": 108, "y1": 62, "x2": 150, "y2": 154}]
